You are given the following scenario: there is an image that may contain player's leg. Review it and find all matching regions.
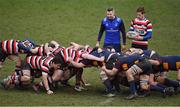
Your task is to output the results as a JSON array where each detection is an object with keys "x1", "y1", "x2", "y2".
[
  {"x1": 125, "y1": 66, "x2": 139, "y2": 100},
  {"x1": 151, "y1": 75, "x2": 175, "y2": 97},
  {"x1": 139, "y1": 74, "x2": 150, "y2": 97},
  {"x1": 100, "y1": 70, "x2": 115, "y2": 97}
]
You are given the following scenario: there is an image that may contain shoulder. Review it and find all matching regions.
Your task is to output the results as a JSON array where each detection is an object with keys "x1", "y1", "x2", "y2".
[
  {"x1": 133, "y1": 18, "x2": 139, "y2": 22},
  {"x1": 101, "y1": 17, "x2": 108, "y2": 25},
  {"x1": 116, "y1": 16, "x2": 122, "y2": 23},
  {"x1": 102, "y1": 17, "x2": 108, "y2": 22}
]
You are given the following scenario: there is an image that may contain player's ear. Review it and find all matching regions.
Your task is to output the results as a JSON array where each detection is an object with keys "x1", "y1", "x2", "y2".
[{"x1": 57, "y1": 64, "x2": 61, "y2": 69}]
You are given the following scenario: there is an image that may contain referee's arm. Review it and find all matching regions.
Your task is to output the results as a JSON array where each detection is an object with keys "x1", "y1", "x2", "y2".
[
  {"x1": 96, "y1": 22, "x2": 105, "y2": 47},
  {"x1": 119, "y1": 20, "x2": 126, "y2": 45}
]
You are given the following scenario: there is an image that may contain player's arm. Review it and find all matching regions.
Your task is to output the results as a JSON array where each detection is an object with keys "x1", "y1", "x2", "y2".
[
  {"x1": 69, "y1": 42, "x2": 85, "y2": 50},
  {"x1": 68, "y1": 57, "x2": 86, "y2": 68},
  {"x1": 119, "y1": 20, "x2": 126, "y2": 46},
  {"x1": 81, "y1": 53, "x2": 104, "y2": 62},
  {"x1": 148, "y1": 59, "x2": 160, "y2": 66},
  {"x1": 129, "y1": 20, "x2": 135, "y2": 31},
  {"x1": 42, "y1": 72, "x2": 53, "y2": 94},
  {"x1": 101, "y1": 65, "x2": 118, "y2": 76},
  {"x1": 142, "y1": 21, "x2": 152, "y2": 40},
  {"x1": 44, "y1": 43, "x2": 51, "y2": 55},
  {"x1": 50, "y1": 40, "x2": 60, "y2": 48},
  {"x1": 29, "y1": 47, "x2": 39, "y2": 54}
]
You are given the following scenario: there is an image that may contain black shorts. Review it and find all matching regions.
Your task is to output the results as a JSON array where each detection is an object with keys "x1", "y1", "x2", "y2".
[
  {"x1": 21, "y1": 60, "x2": 31, "y2": 70},
  {"x1": 21, "y1": 61, "x2": 42, "y2": 78},
  {"x1": 0, "y1": 42, "x2": 8, "y2": 62},
  {"x1": 137, "y1": 60, "x2": 153, "y2": 75},
  {"x1": 130, "y1": 60, "x2": 152, "y2": 75},
  {"x1": 68, "y1": 66, "x2": 83, "y2": 78}
]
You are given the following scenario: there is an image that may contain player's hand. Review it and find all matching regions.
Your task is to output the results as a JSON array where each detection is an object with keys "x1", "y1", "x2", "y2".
[
  {"x1": 47, "y1": 90, "x2": 53, "y2": 95},
  {"x1": 70, "y1": 42, "x2": 78, "y2": 47},
  {"x1": 99, "y1": 57, "x2": 104, "y2": 62},
  {"x1": 134, "y1": 36, "x2": 143, "y2": 40},
  {"x1": 68, "y1": 57, "x2": 73, "y2": 62}
]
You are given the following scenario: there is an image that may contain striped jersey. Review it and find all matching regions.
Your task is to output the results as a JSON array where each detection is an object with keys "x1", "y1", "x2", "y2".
[
  {"x1": 130, "y1": 18, "x2": 152, "y2": 46},
  {"x1": 1, "y1": 40, "x2": 19, "y2": 54},
  {"x1": 35, "y1": 45, "x2": 47, "y2": 56},
  {"x1": 26, "y1": 55, "x2": 54, "y2": 74}
]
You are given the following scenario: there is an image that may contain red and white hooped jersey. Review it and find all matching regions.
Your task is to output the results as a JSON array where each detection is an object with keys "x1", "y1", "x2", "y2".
[
  {"x1": 26, "y1": 55, "x2": 54, "y2": 74},
  {"x1": 130, "y1": 18, "x2": 152, "y2": 36},
  {"x1": 51, "y1": 47, "x2": 86, "y2": 63},
  {"x1": 1, "y1": 40, "x2": 19, "y2": 54},
  {"x1": 130, "y1": 18, "x2": 152, "y2": 46},
  {"x1": 35, "y1": 45, "x2": 47, "y2": 56}
]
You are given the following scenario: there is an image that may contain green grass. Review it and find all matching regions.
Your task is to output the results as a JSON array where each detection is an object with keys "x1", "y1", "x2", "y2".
[{"x1": 0, "y1": 0, "x2": 180, "y2": 106}]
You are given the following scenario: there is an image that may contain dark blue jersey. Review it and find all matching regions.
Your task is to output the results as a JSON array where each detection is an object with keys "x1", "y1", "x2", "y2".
[
  {"x1": 99, "y1": 50, "x2": 114, "y2": 62},
  {"x1": 115, "y1": 54, "x2": 145, "y2": 71},
  {"x1": 160, "y1": 56, "x2": 180, "y2": 71},
  {"x1": 80, "y1": 59, "x2": 103, "y2": 67},
  {"x1": 80, "y1": 49, "x2": 103, "y2": 67},
  {"x1": 142, "y1": 50, "x2": 160, "y2": 60},
  {"x1": 81, "y1": 49, "x2": 119, "y2": 68}
]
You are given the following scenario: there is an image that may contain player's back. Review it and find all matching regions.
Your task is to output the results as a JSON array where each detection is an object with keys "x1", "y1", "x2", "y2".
[{"x1": 160, "y1": 56, "x2": 180, "y2": 70}]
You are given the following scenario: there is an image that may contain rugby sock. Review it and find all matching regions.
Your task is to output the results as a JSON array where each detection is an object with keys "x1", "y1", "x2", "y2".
[
  {"x1": 9, "y1": 73, "x2": 18, "y2": 84},
  {"x1": 164, "y1": 78, "x2": 180, "y2": 89},
  {"x1": 104, "y1": 79, "x2": 113, "y2": 93},
  {"x1": 150, "y1": 85, "x2": 164, "y2": 93},
  {"x1": 135, "y1": 83, "x2": 139, "y2": 91},
  {"x1": 129, "y1": 80, "x2": 136, "y2": 94}
]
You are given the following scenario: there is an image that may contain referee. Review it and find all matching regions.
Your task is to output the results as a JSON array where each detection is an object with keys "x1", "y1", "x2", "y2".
[{"x1": 96, "y1": 7, "x2": 126, "y2": 52}]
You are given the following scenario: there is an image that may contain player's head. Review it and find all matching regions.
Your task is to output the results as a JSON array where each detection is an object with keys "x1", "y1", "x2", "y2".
[
  {"x1": 106, "y1": 7, "x2": 115, "y2": 20},
  {"x1": 48, "y1": 43, "x2": 56, "y2": 52},
  {"x1": 48, "y1": 43, "x2": 55, "y2": 48},
  {"x1": 18, "y1": 39, "x2": 36, "y2": 53},
  {"x1": 51, "y1": 55, "x2": 67, "y2": 70},
  {"x1": 22, "y1": 39, "x2": 36, "y2": 48},
  {"x1": 136, "y1": 6, "x2": 145, "y2": 20}
]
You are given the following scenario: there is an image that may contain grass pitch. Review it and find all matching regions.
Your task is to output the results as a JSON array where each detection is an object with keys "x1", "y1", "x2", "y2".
[{"x1": 0, "y1": 0, "x2": 180, "y2": 106}]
